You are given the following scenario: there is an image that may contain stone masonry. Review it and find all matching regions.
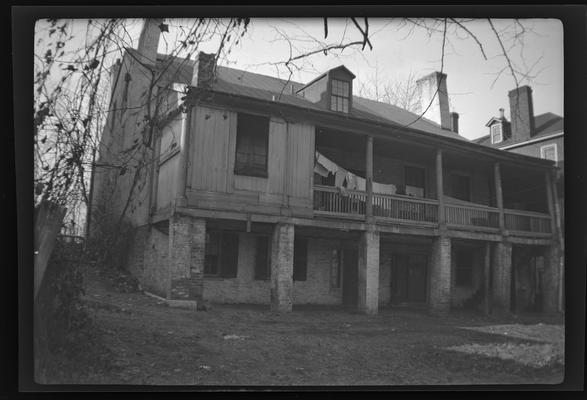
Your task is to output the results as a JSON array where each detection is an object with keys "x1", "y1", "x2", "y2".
[
  {"x1": 491, "y1": 242, "x2": 512, "y2": 314},
  {"x1": 270, "y1": 223, "x2": 295, "y2": 312},
  {"x1": 358, "y1": 229, "x2": 380, "y2": 314},
  {"x1": 429, "y1": 236, "x2": 451, "y2": 314},
  {"x1": 168, "y1": 214, "x2": 206, "y2": 301}
]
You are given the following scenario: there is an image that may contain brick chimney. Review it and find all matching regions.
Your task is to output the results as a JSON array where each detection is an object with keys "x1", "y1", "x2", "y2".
[
  {"x1": 191, "y1": 52, "x2": 217, "y2": 89},
  {"x1": 450, "y1": 112, "x2": 459, "y2": 134},
  {"x1": 137, "y1": 18, "x2": 163, "y2": 66},
  {"x1": 416, "y1": 71, "x2": 451, "y2": 130},
  {"x1": 508, "y1": 85, "x2": 535, "y2": 141}
]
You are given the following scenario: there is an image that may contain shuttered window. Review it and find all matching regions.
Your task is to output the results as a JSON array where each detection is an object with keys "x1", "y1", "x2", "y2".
[
  {"x1": 491, "y1": 123, "x2": 503, "y2": 144},
  {"x1": 235, "y1": 113, "x2": 269, "y2": 177}
]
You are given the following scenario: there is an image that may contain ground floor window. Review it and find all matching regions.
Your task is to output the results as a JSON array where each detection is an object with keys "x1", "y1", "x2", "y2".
[{"x1": 204, "y1": 231, "x2": 239, "y2": 278}]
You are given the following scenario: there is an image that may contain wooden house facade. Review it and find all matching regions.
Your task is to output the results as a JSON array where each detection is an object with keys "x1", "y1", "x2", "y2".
[{"x1": 90, "y1": 20, "x2": 562, "y2": 315}]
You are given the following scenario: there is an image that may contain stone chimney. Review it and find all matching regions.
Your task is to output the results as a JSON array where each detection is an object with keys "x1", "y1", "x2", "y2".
[
  {"x1": 191, "y1": 52, "x2": 217, "y2": 89},
  {"x1": 137, "y1": 18, "x2": 164, "y2": 66},
  {"x1": 416, "y1": 71, "x2": 451, "y2": 130},
  {"x1": 508, "y1": 85, "x2": 535, "y2": 141},
  {"x1": 450, "y1": 112, "x2": 459, "y2": 134}
]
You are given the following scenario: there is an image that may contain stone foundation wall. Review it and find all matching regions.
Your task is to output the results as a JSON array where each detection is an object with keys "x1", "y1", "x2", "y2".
[{"x1": 203, "y1": 234, "x2": 345, "y2": 305}]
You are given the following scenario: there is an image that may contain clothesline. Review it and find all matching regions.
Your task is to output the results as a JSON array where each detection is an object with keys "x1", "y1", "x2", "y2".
[{"x1": 314, "y1": 151, "x2": 397, "y2": 195}]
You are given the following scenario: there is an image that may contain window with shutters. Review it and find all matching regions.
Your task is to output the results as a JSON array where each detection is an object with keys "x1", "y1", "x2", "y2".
[
  {"x1": 293, "y1": 238, "x2": 308, "y2": 281},
  {"x1": 490, "y1": 123, "x2": 503, "y2": 144},
  {"x1": 404, "y1": 165, "x2": 426, "y2": 197},
  {"x1": 540, "y1": 144, "x2": 557, "y2": 162},
  {"x1": 234, "y1": 113, "x2": 269, "y2": 178},
  {"x1": 204, "y1": 232, "x2": 239, "y2": 278},
  {"x1": 254, "y1": 235, "x2": 270, "y2": 280},
  {"x1": 330, "y1": 79, "x2": 350, "y2": 113}
]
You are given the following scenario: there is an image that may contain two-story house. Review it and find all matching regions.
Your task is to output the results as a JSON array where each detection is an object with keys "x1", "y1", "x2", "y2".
[
  {"x1": 475, "y1": 87, "x2": 564, "y2": 312},
  {"x1": 89, "y1": 19, "x2": 562, "y2": 315}
]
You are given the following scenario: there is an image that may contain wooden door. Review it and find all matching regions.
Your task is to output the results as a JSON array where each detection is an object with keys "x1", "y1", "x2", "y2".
[{"x1": 342, "y1": 249, "x2": 358, "y2": 306}]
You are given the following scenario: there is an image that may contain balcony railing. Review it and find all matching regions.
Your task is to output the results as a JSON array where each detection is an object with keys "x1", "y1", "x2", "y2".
[
  {"x1": 313, "y1": 185, "x2": 552, "y2": 234},
  {"x1": 372, "y1": 192, "x2": 438, "y2": 224},
  {"x1": 313, "y1": 185, "x2": 437, "y2": 224},
  {"x1": 313, "y1": 185, "x2": 366, "y2": 217},
  {"x1": 446, "y1": 204, "x2": 500, "y2": 229},
  {"x1": 505, "y1": 210, "x2": 551, "y2": 234}
]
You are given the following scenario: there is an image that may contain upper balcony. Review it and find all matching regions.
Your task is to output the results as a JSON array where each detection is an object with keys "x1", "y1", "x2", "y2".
[{"x1": 312, "y1": 125, "x2": 556, "y2": 238}]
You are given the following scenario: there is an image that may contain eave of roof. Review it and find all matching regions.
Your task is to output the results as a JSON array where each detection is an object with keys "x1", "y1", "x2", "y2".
[{"x1": 185, "y1": 86, "x2": 556, "y2": 170}]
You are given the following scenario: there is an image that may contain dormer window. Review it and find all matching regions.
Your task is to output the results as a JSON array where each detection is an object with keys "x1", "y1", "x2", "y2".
[
  {"x1": 330, "y1": 79, "x2": 350, "y2": 113},
  {"x1": 491, "y1": 123, "x2": 503, "y2": 144}
]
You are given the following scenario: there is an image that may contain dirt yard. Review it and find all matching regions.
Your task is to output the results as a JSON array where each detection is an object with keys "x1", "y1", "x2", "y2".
[{"x1": 43, "y1": 266, "x2": 565, "y2": 386}]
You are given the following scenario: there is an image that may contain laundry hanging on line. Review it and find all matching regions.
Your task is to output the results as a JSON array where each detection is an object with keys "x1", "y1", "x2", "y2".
[{"x1": 314, "y1": 151, "x2": 397, "y2": 195}]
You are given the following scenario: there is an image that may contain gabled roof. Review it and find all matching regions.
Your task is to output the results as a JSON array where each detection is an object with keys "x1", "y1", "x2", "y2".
[
  {"x1": 144, "y1": 53, "x2": 467, "y2": 142},
  {"x1": 474, "y1": 112, "x2": 564, "y2": 147},
  {"x1": 485, "y1": 116, "x2": 506, "y2": 127}
]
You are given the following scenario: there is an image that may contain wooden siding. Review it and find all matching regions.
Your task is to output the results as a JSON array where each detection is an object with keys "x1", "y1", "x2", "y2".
[
  {"x1": 187, "y1": 105, "x2": 315, "y2": 212},
  {"x1": 189, "y1": 106, "x2": 233, "y2": 193},
  {"x1": 157, "y1": 154, "x2": 179, "y2": 209}
]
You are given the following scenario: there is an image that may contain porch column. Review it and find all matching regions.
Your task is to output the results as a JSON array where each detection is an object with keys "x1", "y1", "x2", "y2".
[
  {"x1": 494, "y1": 162, "x2": 505, "y2": 232},
  {"x1": 175, "y1": 106, "x2": 193, "y2": 208},
  {"x1": 270, "y1": 223, "x2": 295, "y2": 312},
  {"x1": 358, "y1": 229, "x2": 380, "y2": 314},
  {"x1": 543, "y1": 244, "x2": 561, "y2": 314},
  {"x1": 435, "y1": 149, "x2": 445, "y2": 227},
  {"x1": 429, "y1": 236, "x2": 451, "y2": 315},
  {"x1": 365, "y1": 135, "x2": 374, "y2": 223},
  {"x1": 491, "y1": 242, "x2": 512, "y2": 314},
  {"x1": 168, "y1": 214, "x2": 205, "y2": 302}
]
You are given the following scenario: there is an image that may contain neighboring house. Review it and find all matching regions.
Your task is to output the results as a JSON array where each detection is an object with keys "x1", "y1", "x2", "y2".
[
  {"x1": 475, "y1": 86, "x2": 565, "y2": 312},
  {"x1": 90, "y1": 20, "x2": 562, "y2": 315}
]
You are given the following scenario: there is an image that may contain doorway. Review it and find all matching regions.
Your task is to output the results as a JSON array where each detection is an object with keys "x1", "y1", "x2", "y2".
[
  {"x1": 342, "y1": 249, "x2": 358, "y2": 306},
  {"x1": 391, "y1": 253, "x2": 428, "y2": 304}
]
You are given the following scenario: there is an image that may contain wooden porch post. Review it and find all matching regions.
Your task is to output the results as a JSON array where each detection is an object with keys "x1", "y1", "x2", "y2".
[
  {"x1": 175, "y1": 106, "x2": 192, "y2": 208},
  {"x1": 494, "y1": 162, "x2": 505, "y2": 232},
  {"x1": 365, "y1": 135, "x2": 374, "y2": 223},
  {"x1": 435, "y1": 149, "x2": 445, "y2": 228}
]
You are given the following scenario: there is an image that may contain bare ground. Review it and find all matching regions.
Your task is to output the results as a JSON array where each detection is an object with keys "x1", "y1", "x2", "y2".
[{"x1": 42, "y1": 266, "x2": 565, "y2": 386}]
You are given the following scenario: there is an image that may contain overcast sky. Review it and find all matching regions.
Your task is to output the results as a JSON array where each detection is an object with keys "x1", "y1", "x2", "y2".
[
  {"x1": 207, "y1": 18, "x2": 563, "y2": 140},
  {"x1": 39, "y1": 18, "x2": 563, "y2": 141}
]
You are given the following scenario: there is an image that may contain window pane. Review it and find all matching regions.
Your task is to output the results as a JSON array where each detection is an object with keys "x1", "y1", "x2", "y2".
[{"x1": 235, "y1": 113, "x2": 269, "y2": 176}]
